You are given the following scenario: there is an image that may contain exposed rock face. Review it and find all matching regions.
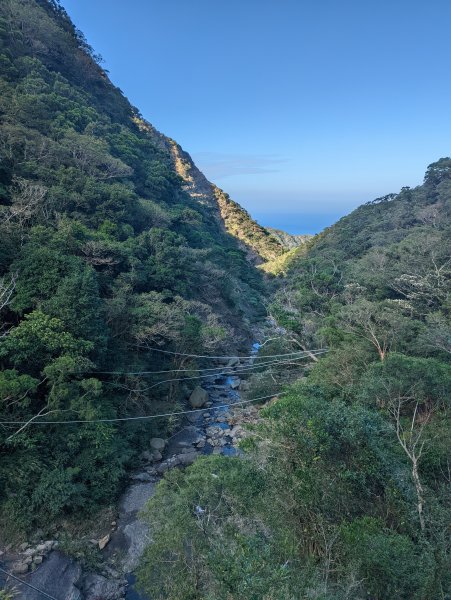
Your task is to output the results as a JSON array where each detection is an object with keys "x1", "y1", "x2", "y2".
[
  {"x1": 95, "y1": 480, "x2": 158, "y2": 576},
  {"x1": 82, "y1": 572, "x2": 126, "y2": 600},
  {"x1": 140, "y1": 123, "x2": 285, "y2": 264},
  {"x1": 9, "y1": 551, "x2": 82, "y2": 600},
  {"x1": 189, "y1": 386, "x2": 209, "y2": 408},
  {"x1": 266, "y1": 227, "x2": 312, "y2": 249}
]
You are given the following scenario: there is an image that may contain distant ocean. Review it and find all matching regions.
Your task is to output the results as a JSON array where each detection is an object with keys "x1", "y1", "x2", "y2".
[{"x1": 254, "y1": 212, "x2": 345, "y2": 236}]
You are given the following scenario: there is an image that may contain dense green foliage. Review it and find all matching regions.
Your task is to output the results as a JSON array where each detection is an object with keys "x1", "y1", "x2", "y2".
[
  {"x1": 0, "y1": 0, "x2": 265, "y2": 534},
  {"x1": 139, "y1": 166, "x2": 450, "y2": 599}
]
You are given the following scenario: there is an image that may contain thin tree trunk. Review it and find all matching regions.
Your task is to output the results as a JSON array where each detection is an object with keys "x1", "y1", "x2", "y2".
[{"x1": 412, "y1": 456, "x2": 426, "y2": 531}]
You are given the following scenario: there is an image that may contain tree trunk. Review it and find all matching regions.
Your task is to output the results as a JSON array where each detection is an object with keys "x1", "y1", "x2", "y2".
[{"x1": 412, "y1": 456, "x2": 426, "y2": 531}]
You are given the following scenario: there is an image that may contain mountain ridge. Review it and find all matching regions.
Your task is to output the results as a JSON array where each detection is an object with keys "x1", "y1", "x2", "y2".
[{"x1": 139, "y1": 118, "x2": 287, "y2": 263}]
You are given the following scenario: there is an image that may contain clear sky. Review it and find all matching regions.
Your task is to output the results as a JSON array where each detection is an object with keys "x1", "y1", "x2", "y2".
[{"x1": 61, "y1": 0, "x2": 451, "y2": 234}]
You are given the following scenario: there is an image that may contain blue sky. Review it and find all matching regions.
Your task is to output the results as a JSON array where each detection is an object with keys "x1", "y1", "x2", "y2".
[{"x1": 61, "y1": 0, "x2": 451, "y2": 234}]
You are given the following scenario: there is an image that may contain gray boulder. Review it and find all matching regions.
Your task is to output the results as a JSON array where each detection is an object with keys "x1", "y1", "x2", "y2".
[
  {"x1": 150, "y1": 437, "x2": 166, "y2": 451},
  {"x1": 229, "y1": 377, "x2": 241, "y2": 389},
  {"x1": 227, "y1": 356, "x2": 240, "y2": 367},
  {"x1": 139, "y1": 450, "x2": 153, "y2": 462},
  {"x1": 178, "y1": 451, "x2": 198, "y2": 465},
  {"x1": 12, "y1": 561, "x2": 29, "y2": 574},
  {"x1": 189, "y1": 386, "x2": 209, "y2": 408}
]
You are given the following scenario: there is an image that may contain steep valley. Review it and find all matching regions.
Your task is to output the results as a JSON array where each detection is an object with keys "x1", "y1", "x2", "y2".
[{"x1": 0, "y1": 2, "x2": 450, "y2": 600}]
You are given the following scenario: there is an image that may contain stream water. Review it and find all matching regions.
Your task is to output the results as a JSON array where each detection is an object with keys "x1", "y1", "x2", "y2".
[{"x1": 119, "y1": 351, "x2": 256, "y2": 599}]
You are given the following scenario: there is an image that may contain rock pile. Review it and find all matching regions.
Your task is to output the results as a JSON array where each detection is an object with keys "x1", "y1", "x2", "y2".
[{"x1": 11, "y1": 540, "x2": 58, "y2": 574}]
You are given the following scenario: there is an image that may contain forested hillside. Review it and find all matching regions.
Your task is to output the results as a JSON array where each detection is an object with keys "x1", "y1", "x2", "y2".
[
  {"x1": 213, "y1": 186, "x2": 285, "y2": 262},
  {"x1": 138, "y1": 164, "x2": 451, "y2": 599},
  {"x1": 0, "y1": 0, "x2": 269, "y2": 534},
  {"x1": 140, "y1": 132, "x2": 287, "y2": 264},
  {"x1": 266, "y1": 227, "x2": 311, "y2": 249}
]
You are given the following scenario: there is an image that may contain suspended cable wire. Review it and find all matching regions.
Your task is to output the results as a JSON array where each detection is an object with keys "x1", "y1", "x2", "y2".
[
  {"x1": 135, "y1": 346, "x2": 327, "y2": 360},
  {"x1": 103, "y1": 352, "x2": 327, "y2": 393},
  {"x1": 0, "y1": 566, "x2": 59, "y2": 600},
  {"x1": 0, "y1": 392, "x2": 282, "y2": 426},
  {"x1": 90, "y1": 348, "x2": 328, "y2": 376}
]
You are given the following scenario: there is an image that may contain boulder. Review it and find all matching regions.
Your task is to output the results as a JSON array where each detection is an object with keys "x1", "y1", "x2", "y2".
[
  {"x1": 139, "y1": 450, "x2": 153, "y2": 462},
  {"x1": 141, "y1": 446, "x2": 163, "y2": 463},
  {"x1": 206, "y1": 426, "x2": 224, "y2": 438},
  {"x1": 157, "y1": 456, "x2": 180, "y2": 474},
  {"x1": 33, "y1": 555, "x2": 44, "y2": 565},
  {"x1": 151, "y1": 450, "x2": 162, "y2": 462},
  {"x1": 98, "y1": 534, "x2": 110, "y2": 550},
  {"x1": 189, "y1": 386, "x2": 209, "y2": 408},
  {"x1": 178, "y1": 451, "x2": 198, "y2": 465},
  {"x1": 227, "y1": 356, "x2": 240, "y2": 367},
  {"x1": 12, "y1": 561, "x2": 29, "y2": 574},
  {"x1": 229, "y1": 377, "x2": 241, "y2": 389},
  {"x1": 150, "y1": 437, "x2": 166, "y2": 451}
]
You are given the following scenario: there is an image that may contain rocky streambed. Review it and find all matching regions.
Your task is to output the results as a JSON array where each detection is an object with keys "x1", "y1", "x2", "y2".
[{"x1": 1, "y1": 351, "x2": 261, "y2": 600}]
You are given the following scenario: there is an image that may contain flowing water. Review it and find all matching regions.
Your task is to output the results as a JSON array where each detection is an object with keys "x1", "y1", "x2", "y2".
[{"x1": 120, "y1": 350, "x2": 256, "y2": 599}]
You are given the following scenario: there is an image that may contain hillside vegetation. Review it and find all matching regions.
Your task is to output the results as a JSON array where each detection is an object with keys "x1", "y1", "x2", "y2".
[
  {"x1": 0, "y1": 0, "x2": 267, "y2": 534},
  {"x1": 213, "y1": 186, "x2": 285, "y2": 262},
  {"x1": 138, "y1": 163, "x2": 451, "y2": 600},
  {"x1": 266, "y1": 227, "x2": 312, "y2": 249}
]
